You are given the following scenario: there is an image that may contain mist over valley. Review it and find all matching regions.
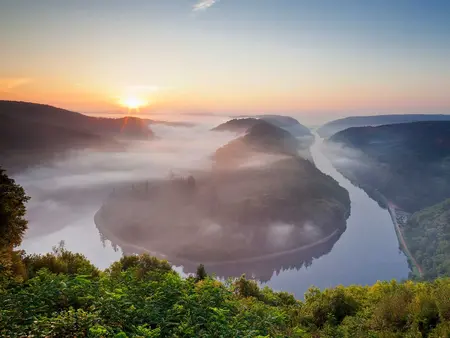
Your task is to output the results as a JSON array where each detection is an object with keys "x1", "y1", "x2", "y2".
[{"x1": 0, "y1": 101, "x2": 423, "y2": 297}]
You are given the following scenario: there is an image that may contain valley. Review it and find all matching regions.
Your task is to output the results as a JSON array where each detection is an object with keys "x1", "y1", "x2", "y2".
[{"x1": 324, "y1": 121, "x2": 450, "y2": 279}]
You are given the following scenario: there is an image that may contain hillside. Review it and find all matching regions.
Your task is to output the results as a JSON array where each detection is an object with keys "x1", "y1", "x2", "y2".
[
  {"x1": 259, "y1": 115, "x2": 313, "y2": 137},
  {"x1": 211, "y1": 117, "x2": 259, "y2": 133},
  {"x1": 214, "y1": 119, "x2": 313, "y2": 163},
  {"x1": 405, "y1": 198, "x2": 450, "y2": 280},
  {"x1": 318, "y1": 114, "x2": 450, "y2": 138},
  {"x1": 0, "y1": 100, "x2": 154, "y2": 138},
  {"x1": 0, "y1": 101, "x2": 154, "y2": 172},
  {"x1": 214, "y1": 120, "x2": 302, "y2": 164},
  {"x1": 327, "y1": 121, "x2": 450, "y2": 213}
]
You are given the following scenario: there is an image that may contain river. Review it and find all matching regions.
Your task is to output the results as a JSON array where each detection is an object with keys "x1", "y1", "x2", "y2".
[
  {"x1": 264, "y1": 133, "x2": 410, "y2": 296},
  {"x1": 19, "y1": 131, "x2": 410, "y2": 299}
]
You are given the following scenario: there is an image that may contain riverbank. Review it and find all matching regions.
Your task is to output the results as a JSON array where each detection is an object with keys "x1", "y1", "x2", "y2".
[
  {"x1": 94, "y1": 205, "x2": 344, "y2": 267},
  {"x1": 321, "y1": 159, "x2": 422, "y2": 279},
  {"x1": 386, "y1": 203, "x2": 423, "y2": 278}
]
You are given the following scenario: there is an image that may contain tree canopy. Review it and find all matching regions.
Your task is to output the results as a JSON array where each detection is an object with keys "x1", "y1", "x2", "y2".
[{"x1": 0, "y1": 166, "x2": 29, "y2": 249}]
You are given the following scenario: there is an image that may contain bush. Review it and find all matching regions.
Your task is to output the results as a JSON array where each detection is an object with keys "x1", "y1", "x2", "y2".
[{"x1": 23, "y1": 244, "x2": 99, "y2": 279}]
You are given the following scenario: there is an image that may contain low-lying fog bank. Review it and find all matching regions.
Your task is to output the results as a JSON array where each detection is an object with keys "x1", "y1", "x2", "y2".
[{"x1": 17, "y1": 123, "x2": 237, "y2": 266}]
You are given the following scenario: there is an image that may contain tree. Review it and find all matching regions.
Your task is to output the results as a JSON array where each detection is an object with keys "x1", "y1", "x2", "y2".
[
  {"x1": 0, "y1": 167, "x2": 29, "y2": 250},
  {"x1": 195, "y1": 264, "x2": 207, "y2": 281},
  {"x1": 0, "y1": 167, "x2": 29, "y2": 279}
]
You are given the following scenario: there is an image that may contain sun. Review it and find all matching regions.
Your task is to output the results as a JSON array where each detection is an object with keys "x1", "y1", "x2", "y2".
[{"x1": 119, "y1": 96, "x2": 147, "y2": 110}]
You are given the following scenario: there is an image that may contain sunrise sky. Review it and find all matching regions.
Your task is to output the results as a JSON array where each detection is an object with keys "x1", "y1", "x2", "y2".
[{"x1": 1, "y1": 0, "x2": 450, "y2": 122}]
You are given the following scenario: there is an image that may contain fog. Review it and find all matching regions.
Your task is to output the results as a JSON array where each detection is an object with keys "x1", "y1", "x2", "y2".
[
  {"x1": 17, "y1": 121, "x2": 238, "y2": 266},
  {"x1": 322, "y1": 140, "x2": 373, "y2": 169}
]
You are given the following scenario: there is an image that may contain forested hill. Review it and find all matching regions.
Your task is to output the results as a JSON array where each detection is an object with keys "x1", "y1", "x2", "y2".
[
  {"x1": 328, "y1": 121, "x2": 450, "y2": 213},
  {"x1": 318, "y1": 113, "x2": 450, "y2": 138},
  {"x1": 214, "y1": 120, "x2": 304, "y2": 164},
  {"x1": 0, "y1": 100, "x2": 154, "y2": 172}
]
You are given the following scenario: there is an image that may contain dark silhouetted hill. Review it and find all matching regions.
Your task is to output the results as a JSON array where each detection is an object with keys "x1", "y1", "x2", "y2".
[
  {"x1": 318, "y1": 114, "x2": 450, "y2": 138},
  {"x1": 0, "y1": 100, "x2": 154, "y2": 172},
  {"x1": 0, "y1": 101, "x2": 154, "y2": 139}
]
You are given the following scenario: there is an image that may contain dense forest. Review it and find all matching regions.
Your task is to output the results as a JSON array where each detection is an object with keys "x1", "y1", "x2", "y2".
[
  {"x1": 2, "y1": 167, "x2": 450, "y2": 337},
  {"x1": 405, "y1": 198, "x2": 450, "y2": 280}
]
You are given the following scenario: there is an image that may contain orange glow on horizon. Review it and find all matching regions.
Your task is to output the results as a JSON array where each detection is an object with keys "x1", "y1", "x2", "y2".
[{"x1": 118, "y1": 96, "x2": 148, "y2": 110}]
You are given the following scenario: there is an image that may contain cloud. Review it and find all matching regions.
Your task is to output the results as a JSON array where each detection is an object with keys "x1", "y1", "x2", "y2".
[
  {"x1": 193, "y1": 0, "x2": 219, "y2": 11},
  {"x1": 0, "y1": 77, "x2": 32, "y2": 90}
]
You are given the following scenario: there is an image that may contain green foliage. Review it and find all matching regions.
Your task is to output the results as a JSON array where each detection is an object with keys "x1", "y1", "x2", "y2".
[
  {"x1": 22, "y1": 241, "x2": 100, "y2": 279},
  {"x1": 0, "y1": 166, "x2": 29, "y2": 249},
  {"x1": 0, "y1": 166, "x2": 29, "y2": 281},
  {"x1": 2, "y1": 254, "x2": 450, "y2": 337},
  {"x1": 107, "y1": 253, "x2": 172, "y2": 279},
  {"x1": 405, "y1": 198, "x2": 450, "y2": 280}
]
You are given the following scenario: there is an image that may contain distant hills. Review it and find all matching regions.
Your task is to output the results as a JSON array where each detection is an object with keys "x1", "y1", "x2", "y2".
[
  {"x1": 211, "y1": 118, "x2": 260, "y2": 133},
  {"x1": 0, "y1": 101, "x2": 154, "y2": 172},
  {"x1": 213, "y1": 115, "x2": 312, "y2": 138},
  {"x1": 212, "y1": 115, "x2": 314, "y2": 161},
  {"x1": 318, "y1": 114, "x2": 450, "y2": 138},
  {"x1": 0, "y1": 100, "x2": 154, "y2": 138},
  {"x1": 258, "y1": 115, "x2": 312, "y2": 137},
  {"x1": 214, "y1": 120, "x2": 302, "y2": 166}
]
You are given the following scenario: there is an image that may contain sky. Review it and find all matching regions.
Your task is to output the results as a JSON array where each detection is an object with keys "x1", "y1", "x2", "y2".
[{"x1": 1, "y1": 0, "x2": 450, "y2": 123}]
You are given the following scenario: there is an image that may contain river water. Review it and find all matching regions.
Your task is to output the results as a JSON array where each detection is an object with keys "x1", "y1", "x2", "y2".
[
  {"x1": 264, "y1": 133, "x2": 410, "y2": 296},
  {"x1": 19, "y1": 131, "x2": 410, "y2": 298}
]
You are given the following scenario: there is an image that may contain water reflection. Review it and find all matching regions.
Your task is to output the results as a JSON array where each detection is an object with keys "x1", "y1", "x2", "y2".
[{"x1": 95, "y1": 217, "x2": 344, "y2": 282}]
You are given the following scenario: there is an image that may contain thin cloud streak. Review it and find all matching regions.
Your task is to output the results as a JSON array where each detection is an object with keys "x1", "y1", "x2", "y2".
[
  {"x1": 0, "y1": 77, "x2": 32, "y2": 91},
  {"x1": 193, "y1": 0, "x2": 219, "y2": 11}
]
